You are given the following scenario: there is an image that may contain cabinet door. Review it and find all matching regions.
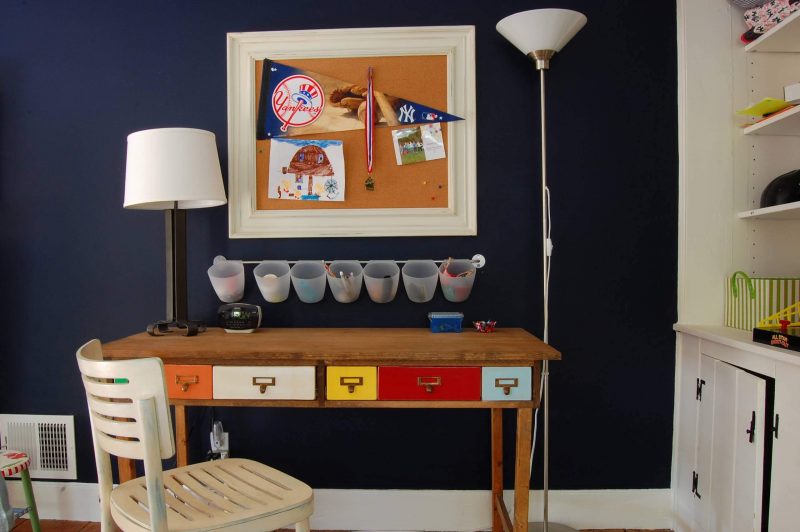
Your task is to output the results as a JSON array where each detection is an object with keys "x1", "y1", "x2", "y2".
[
  {"x1": 769, "y1": 362, "x2": 800, "y2": 531},
  {"x1": 693, "y1": 354, "x2": 716, "y2": 531},
  {"x1": 730, "y1": 368, "x2": 765, "y2": 532},
  {"x1": 686, "y1": 352, "x2": 767, "y2": 532},
  {"x1": 708, "y1": 361, "x2": 766, "y2": 532},
  {"x1": 675, "y1": 334, "x2": 702, "y2": 532}
]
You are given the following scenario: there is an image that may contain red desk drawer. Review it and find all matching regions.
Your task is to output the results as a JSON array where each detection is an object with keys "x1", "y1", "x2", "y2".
[{"x1": 378, "y1": 366, "x2": 481, "y2": 400}]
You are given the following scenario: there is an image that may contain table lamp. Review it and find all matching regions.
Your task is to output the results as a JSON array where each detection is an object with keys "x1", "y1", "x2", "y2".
[
  {"x1": 124, "y1": 127, "x2": 227, "y2": 336},
  {"x1": 497, "y1": 8, "x2": 587, "y2": 532}
]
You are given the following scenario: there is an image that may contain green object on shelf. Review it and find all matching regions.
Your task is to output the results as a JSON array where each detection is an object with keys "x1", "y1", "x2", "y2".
[
  {"x1": 730, "y1": 271, "x2": 756, "y2": 299},
  {"x1": 736, "y1": 97, "x2": 791, "y2": 117},
  {"x1": 725, "y1": 272, "x2": 800, "y2": 330}
]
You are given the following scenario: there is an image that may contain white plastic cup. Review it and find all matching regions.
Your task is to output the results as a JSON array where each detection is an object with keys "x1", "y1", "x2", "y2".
[
  {"x1": 438, "y1": 259, "x2": 476, "y2": 302},
  {"x1": 327, "y1": 260, "x2": 364, "y2": 303},
  {"x1": 290, "y1": 261, "x2": 327, "y2": 303},
  {"x1": 402, "y1": 260, "x2": 439, "y2": 303},
  {"x1": 208, "y1": 259, "x2": 245, "y2": 303},
  {"x1": 364, "y1": 260, "x2": 400, "y2": 303},
  {"x1": 254, "y1": 261, "x2": 291, "y2": 303}
]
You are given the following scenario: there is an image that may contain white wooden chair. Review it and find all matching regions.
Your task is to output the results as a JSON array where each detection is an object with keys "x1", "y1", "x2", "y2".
[{"x1": 76, "y1": 339, "x2": 313, "y2": 532}]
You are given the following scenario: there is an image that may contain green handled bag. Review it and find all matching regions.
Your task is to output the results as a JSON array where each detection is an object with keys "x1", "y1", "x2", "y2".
[{"x1": 725, "y1": 271, "x2": 800, "y2": 330}]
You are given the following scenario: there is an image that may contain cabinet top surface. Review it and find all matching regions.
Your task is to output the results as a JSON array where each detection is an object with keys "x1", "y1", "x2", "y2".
[
  {"x1": 102, "y1": 327, "x2": 559, "y2": 365},
  {"x1": 674, "y1": 323, "x2": 800, "y2": 366}
]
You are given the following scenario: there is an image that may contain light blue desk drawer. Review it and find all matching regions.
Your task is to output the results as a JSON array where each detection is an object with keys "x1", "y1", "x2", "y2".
[{"x1": 482, "y1": 367, "x2": 532, "y2": 401}]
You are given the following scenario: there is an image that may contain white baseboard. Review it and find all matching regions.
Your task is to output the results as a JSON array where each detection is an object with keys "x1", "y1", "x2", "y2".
[{"x1": 7, "y1": 481, "x2": 673, "y2": 530}]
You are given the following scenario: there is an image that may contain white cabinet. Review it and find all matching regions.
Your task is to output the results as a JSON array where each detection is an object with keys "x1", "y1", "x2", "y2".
[
  {"x1": 674, "y1": 327, "x2": 800, "y2": 531},
  {"x1": 675, "y1": 333, "x2": 767, "y2": 532}
]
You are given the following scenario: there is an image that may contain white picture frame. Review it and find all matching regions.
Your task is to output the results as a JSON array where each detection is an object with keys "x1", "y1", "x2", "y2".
[{"x1": 226, "y1": 26, "x2": 476, "y2": 238}]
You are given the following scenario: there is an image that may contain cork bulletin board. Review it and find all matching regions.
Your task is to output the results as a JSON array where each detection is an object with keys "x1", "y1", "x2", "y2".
[
  {"x1": 255, "y1": 56, "x2": 449, "y2": 211},
  {"x1": 227, "y1": 26, "x2": 476, "y2": 238}
]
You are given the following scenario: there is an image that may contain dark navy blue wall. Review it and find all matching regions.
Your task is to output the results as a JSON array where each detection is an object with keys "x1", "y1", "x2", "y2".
[{"x1": 0, "y1": 0, "x2": 677, "y2": 489}]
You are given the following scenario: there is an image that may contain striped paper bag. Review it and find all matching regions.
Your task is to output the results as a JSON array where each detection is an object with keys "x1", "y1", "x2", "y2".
[{"x1": 725, "y1": 271, "x2": 800, "y2": 330}]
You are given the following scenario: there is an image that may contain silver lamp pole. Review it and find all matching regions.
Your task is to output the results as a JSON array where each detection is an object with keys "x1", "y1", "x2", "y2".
[{"x1": 497, "y1": 9, "x2": 587, "y2": 532}]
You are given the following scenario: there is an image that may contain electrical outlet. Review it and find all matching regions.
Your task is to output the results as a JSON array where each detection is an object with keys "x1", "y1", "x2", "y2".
[{"x1": 210, "y1": 420, "x2": 229, "y2": 459}]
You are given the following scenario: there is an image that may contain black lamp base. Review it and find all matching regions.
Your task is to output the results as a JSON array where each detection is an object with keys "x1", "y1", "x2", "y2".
[{"x1": 146, "y1": 319, "x2": 207, "y2": 337}]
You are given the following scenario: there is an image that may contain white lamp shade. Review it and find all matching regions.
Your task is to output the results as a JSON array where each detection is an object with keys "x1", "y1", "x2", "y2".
[
  {"x1": 496, "y1": 8, "x2": 587, "y2": 55},
  {"x1": 124, "y1": 127, "x2": 227, "y2": 210}
]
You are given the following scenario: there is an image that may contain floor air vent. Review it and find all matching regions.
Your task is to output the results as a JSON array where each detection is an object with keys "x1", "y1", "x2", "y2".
[{"x1": 0, "y1": 414, "x2": 77, "y2": 479}]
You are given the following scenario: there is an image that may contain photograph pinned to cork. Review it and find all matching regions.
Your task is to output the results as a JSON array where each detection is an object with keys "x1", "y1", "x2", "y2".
[{"x1": 392, "y1": 123, "x2": 446, "y2": 166}]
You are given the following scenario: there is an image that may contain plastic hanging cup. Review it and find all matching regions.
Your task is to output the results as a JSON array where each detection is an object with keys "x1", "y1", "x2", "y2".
[
  {"x1": 290, "y1": 261, "x2": 327, "y2": 303},
  {"x1": 253, "y1": 261, "x2": 291, "y2": 303},
  {"x1": 402, "y1": 260, "x2": 439, "y2": 303},
  {"x1": 439, "y1": 259, "x2": 476, "y2": 303},
  {"x1": 364, "y1": 260, "x2": 400, "y2": 303},
  {"x1": 208, "y1": 259, "x2": 245, "y2": 303},
  {"x1": 326, "y1": 260, "x2": 364, "y2": 303}
]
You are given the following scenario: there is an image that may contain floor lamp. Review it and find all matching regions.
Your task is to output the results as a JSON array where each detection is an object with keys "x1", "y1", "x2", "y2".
[
  {"x1": 496, "y1": 8, "x2": 587, "y2": 532},
  {"x1": 124, "y1": 128, "x2": 227, "y2": 336}
]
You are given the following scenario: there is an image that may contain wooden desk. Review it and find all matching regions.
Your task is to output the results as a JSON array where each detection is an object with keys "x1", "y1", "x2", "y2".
[{"x1": 103, "y1": 327, "x2": 559, "y2": 532}]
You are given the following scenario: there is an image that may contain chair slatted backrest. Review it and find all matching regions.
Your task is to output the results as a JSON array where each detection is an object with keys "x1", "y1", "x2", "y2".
[{"x1": 76, "y1": 339, "x2": 175, "y2": 460}]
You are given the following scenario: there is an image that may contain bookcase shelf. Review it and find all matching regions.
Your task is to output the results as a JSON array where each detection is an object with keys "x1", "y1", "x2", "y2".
[
  {"x1": 743, "y1": 105, "x2": 800, "y2": 136},
  {"x1": 737, "y1": 200, "x2": 800, "y2": 220},
  {"x1": 745, "y1": 9, "x2": 800, "y2": 53}
]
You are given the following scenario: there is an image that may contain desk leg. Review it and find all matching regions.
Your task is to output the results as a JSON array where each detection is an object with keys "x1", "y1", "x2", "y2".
[
  {"x1": 514, "y1": 407, "x2": 533, "y2": 532},
  {"x1": 117, "y1": 458, "x2": 137, "y2": 483},
  {"x1": 175, "y1": 405, "x2": 188, "y2": 467},
  {"x1": 491, "y1": 408, "x2": 503, "y2": 532}
]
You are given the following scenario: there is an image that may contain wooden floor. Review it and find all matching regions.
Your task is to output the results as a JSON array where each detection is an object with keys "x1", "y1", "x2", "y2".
[{"x1": 11, "y1": 521, "x2": 672, "y2": 532}]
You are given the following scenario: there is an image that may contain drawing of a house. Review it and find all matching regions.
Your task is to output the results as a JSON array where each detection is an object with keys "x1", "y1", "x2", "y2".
[{"x1": 281, "y1": 145, "x2": 334, "y2": 200}]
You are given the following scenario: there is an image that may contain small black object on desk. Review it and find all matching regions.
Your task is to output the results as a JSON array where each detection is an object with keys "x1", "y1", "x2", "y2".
[{"x1": 218, "y1": 303, "x2": 262, "y2": 333}]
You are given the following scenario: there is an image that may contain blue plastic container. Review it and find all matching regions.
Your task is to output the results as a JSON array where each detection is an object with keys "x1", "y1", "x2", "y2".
[{"x1": 428, "y1": 312, "x2": 464, "y2": 333}]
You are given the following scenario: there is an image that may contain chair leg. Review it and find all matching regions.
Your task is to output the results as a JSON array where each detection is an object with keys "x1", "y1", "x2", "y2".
[
  {"x1": 19, "y1": 470, "x2": 40, "y2": 532},
  {"x1": 295, "y1": 517, "x2": 310, "y2": 532}
]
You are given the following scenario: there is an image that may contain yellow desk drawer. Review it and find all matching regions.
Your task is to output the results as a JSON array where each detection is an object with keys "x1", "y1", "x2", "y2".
[
  {"x1": 326, "y1": 366, "x2": 377, "y2": 400},
  {"x1": 212, "y1": 366, "x2": 315, "y2": 400}
]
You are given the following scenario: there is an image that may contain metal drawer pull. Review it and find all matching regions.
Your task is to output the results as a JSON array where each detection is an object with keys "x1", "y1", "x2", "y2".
[
  {"x1": 340, "y1": 376, "x2": 364, "y2": 393},
  {"x1": 252, "y1": 376, "x2": 277, "y2": 394},
  {"x1": 417, "y1": 376, "x2": 442, "y2": 393},
  {"x1": 175, "y1": 375, "x2": 199, "y2": 392},
  {"x1": 495, "y1": 377, "x2": 519, "y2": 396}
]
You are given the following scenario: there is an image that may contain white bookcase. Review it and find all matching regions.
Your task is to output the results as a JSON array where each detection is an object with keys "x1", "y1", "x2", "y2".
[{"x1": 676, "y1": 0, "x2": 800, "y2": 530}]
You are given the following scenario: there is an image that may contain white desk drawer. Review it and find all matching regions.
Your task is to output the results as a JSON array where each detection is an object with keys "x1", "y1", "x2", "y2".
[{"x1": 213, "y1": 366, "x2": 315, "y2": 400}]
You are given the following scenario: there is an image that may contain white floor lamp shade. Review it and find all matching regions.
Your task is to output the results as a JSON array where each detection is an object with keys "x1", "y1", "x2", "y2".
[
  {"x1": 497, "y1": 8, "x2": 586, "y2": 532},
  {"x1": 496, "y1": 8, "x2": 587, "y2": 56}
]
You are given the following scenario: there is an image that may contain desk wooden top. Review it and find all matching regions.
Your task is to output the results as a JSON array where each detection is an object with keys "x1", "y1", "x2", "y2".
[{"x1": 102, "y1": 327, "x2": 559, "y2": 366}]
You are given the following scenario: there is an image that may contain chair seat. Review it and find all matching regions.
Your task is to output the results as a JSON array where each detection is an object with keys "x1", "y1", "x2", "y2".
[{"x1": 110, "y1": 458, "x2": 313, "y2": 531}]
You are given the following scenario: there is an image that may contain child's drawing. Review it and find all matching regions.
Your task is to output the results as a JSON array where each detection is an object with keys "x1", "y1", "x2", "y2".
[{"x1": 268, "y1": 139, "x2": 345, "y2": 201}]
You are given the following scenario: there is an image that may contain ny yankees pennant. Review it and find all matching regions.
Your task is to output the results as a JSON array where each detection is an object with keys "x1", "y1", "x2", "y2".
[{"x1": 256, "y1": 60, "x2": 463, "y2": 139}]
